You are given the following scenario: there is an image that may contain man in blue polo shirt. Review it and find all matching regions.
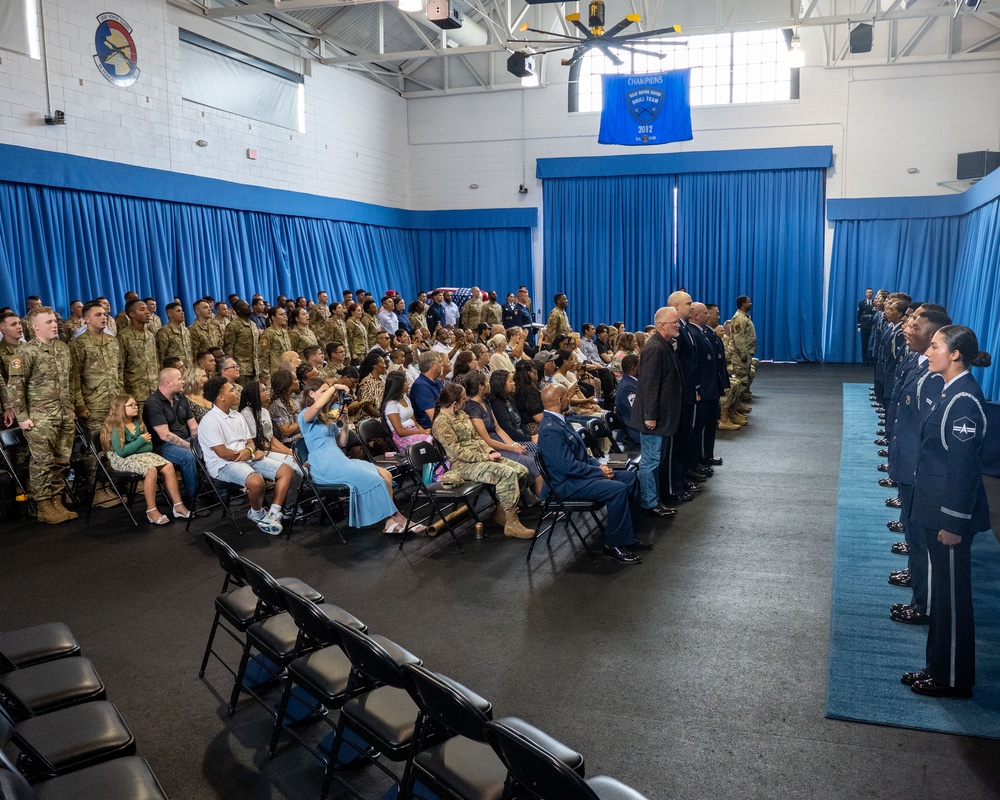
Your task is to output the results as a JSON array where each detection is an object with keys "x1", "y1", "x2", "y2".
[{"x1": 409, "y1": 350, "x2": 445, "y2": 428}]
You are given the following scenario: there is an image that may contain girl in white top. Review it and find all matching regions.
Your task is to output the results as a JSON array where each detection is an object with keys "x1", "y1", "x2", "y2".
[
  {"x1": 238, "y1": 381, "x2": 302, "y2": 475},
  {"x1": 380, "y1": 371, "x2": 434, "y2": 452}
]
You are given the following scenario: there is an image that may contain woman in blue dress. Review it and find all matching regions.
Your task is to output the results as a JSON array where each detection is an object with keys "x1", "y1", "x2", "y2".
[{"x1": 298, "y1": 377, "x2": 426, "y2": 534}]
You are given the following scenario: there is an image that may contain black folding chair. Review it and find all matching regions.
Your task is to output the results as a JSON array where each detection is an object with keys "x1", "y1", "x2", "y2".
[
  {"x1": 322, "y1": 621, "x2": 429, "y2": 800},
  {"x1": 399, "y1": 441, "x2": 491, "y2": 554},
  {"x1": 0, "y1": 703, "x2": 136, "y2": 782},
  {"x1": 604, "y1": 410, "x2": 640, "y2": 454},
  {"x1": 0, "y1": 758, "x2": 169, "y2": 800},
  {"x1": 0, "y1": 656, "x2": 105, "y2": 720},
  {"x1": 0, "y1": 625, "x2": 80, "y2": 669},
  {"x1": 400, "y1": 664, "x2": 507, "y2": 800},
  {"x1": 585, "y1": 417, "x2": 639, "y2": 470},
  {"x1": 357, "y1": 418, "x2": 415, "y2": 488},
  {"x1": 485, "y1": 718, "x2": 649, "y2": 800},
  {"x1": 228, "y1": 556, "x2": 364, "y2": 718},
  {"x1": 529, "y1": 452, "x2": 602, "y2": 565},
  {"x1": 286, "y1": 438, "x2": 350, "y2": 544},
  {"x1": 185, "y1": 437, "x2": 244, "y2": 537},
  {"x1": 197, "y1": 531, "x2": 325, "y2": 681},
  {"x1": 0, "y1": 428, "x2": 34, "y2": 515}
]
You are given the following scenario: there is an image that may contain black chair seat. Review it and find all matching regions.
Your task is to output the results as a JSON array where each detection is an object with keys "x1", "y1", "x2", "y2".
[
  {"x1": 248, "y1": 605, "x2": 364, "y2": 662},
  {"x1": 217, "y1": 579, "x2": 324, "y2": 630},
  {"x1": 491, "y1": 717, "x2": 585, "y2": 774},
  {"x1": 422, "y1": 480, "x2": 482, "y2": 498},
  {"x1": 414, "y1": 737, "x2": 508, "y2": 800},
  {"x1": 341, "y1": 686, "x2": 420, "y2": 757},
  {"x1": 586, "y1": 775, "x2": 653, "y2": 800},
  {"x1": 369, "y1": 635, "x2": 421, "y2": 669},
  {"x1": 553, "y1": 498, "x2": 603, "y2": 511},
  {"x1": 0, "y1": 625, "x2": 80, "y2": 668},
  {"x1": 14, "y1": 701, "x2": 136, "y2": 774},
  {"x1": 1, "y1": 658, "x2": 105, "y2": 717},
  {"x1": 287, "y1": 647, "x2": 353, "y2": 703},
  {"x1": 0, "y1": 756, "x2": 168, "y2": 800}
]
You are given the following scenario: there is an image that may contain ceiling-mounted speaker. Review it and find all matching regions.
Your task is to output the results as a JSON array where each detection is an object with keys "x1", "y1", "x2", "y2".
[{"x1": 849, "y1": 23, "x2": 874, "y2": 53}]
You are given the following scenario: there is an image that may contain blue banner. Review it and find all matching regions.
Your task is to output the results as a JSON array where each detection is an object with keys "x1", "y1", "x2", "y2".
[{"x1": 598, "y1": 69, "x2": 693, "y2": 147}]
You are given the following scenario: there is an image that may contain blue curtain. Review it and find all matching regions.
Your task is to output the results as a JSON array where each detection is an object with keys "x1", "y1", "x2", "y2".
[
  {"x1": 824, "y1": 216, "x2": 961, "y2": 363},
  {"x1": 675, "y1": 169, "x2": 825, "y2": 362},
  {"x1": 949, "y1": 198, "x2": 1000, "y2": 398},
  {"x1": 0, "y1": 180, "x2": 524, "y2": 317},
  {"x1": 410, "y1": 228, "x2": 534, "y2": 295},
  {"x1": 542, "y1": 174, "x2": 676, "y2": 331}
]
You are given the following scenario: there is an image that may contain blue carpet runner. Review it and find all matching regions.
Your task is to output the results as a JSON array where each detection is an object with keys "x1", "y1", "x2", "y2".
[{"x1": 825, "y1": 383, "x2": 1000, "y2": 738}]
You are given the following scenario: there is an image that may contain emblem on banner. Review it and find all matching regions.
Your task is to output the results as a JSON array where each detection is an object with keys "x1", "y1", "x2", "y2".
[
  {"x1": 627, "y1": 87, "x2": 664, "y2": 123},
  {"x1": 94, "y1": 13, "x2": 140, "y2": 87}
]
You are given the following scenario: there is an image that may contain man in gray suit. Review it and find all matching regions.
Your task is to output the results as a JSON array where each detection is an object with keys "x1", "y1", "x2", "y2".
[{"x1": 632, "y1": 306, "x2": 683, "y2": 517}]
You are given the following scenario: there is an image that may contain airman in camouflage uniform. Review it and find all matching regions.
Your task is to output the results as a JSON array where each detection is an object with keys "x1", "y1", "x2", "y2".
[
  {"x1": 481, "y1": 292, "x2": 503, "y2": 327},
  {"x1": 325, "y1": 305, "x2": 350, "y2": 361},
  {"x1": 7, "y1": 308, "x2": 77, "y2": 523},
  {"x1": 0, "y1": 312, "x2": 23, "y2": 429},
  {"x1": 259, "y1": 306, "x2": 292, "y2": 384},
  {"x1": 308, "y1": 291, "x2": 330, "y2": 339},
  {"x1": 461, "y1": 287, "x2": 484, "y2": 330},
  {"x1": 0, "y1": 373, "x2": 10, "y2": 428},
  {"x1": 118, "y1": 299, "x2": 159, "y2": 415},
  {"x1": 70, "y1": 301, "x2": 124, "y2": 501},
  {"x1": 60, "y1": 301, "x2": 86, "y2": 343},
  {"x1": 545, "y1": 294, "x2": 571, "y2": 342},
  {"x1": 188, "y1": 299, "x2": 223, "y2": 362},
  {"x1": 155, "y1": 302, "x2": 193, "y2": 367},
  {"x1": 223, "y1": 300, "x2": 260, "y2": 382},
  {"x1": 145, "y1": 298, "x2": 163, "y2": 335}
]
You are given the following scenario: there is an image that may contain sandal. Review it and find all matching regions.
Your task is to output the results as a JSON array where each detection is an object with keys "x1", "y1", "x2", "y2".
[
  {"x1": 383, "y1": 522, "x2": 404, "y2": 535},
  {"x1": 172, "y1": 502, "x2": 191, "y2": 519},
  {"x1": 146, "y1": 509, "x2": 169, "y2": 525}
]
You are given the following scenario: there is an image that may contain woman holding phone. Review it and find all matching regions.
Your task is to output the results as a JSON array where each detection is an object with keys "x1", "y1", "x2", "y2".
[{"x1": 298, "y1": 377, "x2": 426, "y2": 534}]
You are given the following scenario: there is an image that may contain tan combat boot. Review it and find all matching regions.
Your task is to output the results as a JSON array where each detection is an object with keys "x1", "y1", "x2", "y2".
[
  {"x1": 491, "y1": 504, "x2": 507, "y2": 527},
  {"x1": 737, "y1": 403, "x2": 753, "y2": 414},
  {"x1": 93, "y1": 487, "x2": 121, "y2": 507},
  {"x1": 718, "y1": 410, "x2": 741, "y2": 431},
  {"x1": 730, "y1": 411, "x2": 748, "y2": 426},
  {"x1": 503, "y1": 509, "x2": 535, "y2": 539},
  {"x1": 51, "y1": 495, "x2": 79, "y2": 520},
  {"x1": 36, "y1": 499, "x2": 69, "y2": 524}
]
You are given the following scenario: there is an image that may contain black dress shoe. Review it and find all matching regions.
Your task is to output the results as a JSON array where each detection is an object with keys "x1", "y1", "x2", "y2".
[
  {"x1": 603, "y1": 546, "x2": 641, "y2": 564},
  {"x1": 887, "y1": 520, "x2": 904, "y2": 533},
  {"x1": 641, "y1": 505, "x2": 675, "y2": 518},
  {"x1": 877, "y1": 463, "x2": 888, "y2": 472},
  {"x1": 876, "y1": 427, "x2": 886, "y2": 434},
  {"x1": 886, "y1": 497, "x2": 901, "y2": 508},
  {"x1": 871, "y1": 402, "x2": 882, "y2": 408},
  {"x1": 878, "y1": 449, "x2": 889, "y2": 458},
  {"x1": 891, "y1": 602, "x2": 912, "y2": 612},
  {"x1": 875, "y1": 438, "x2": 888, "y2": 446},
  {"x1": 626, "y1": 539, "x2": 653, "y2": 551},
  {"x1": 891, "y1": 607, "x2": 929, "y2": 625},
  {"x1": 901, "y1": 669, "x2": 930, "y2": 686},
  {"x1": 891, "y1": 542, "x2": 909, "y2": 555},
  {"x1": 888, "y1": 570, "x2": 911, "y2": 587},
  {"x1": 704, "y1": 457, "x2": 723, "y2": 466},
  {"x1": 667, "y1": 491, "x2": 695, "y2": 503},
  {"x1": 684, "y1": 482, "x2": 703, "y2": 493},
  {"x1": 878, "y1": 477, "x2": 897, "y2": 487},
  {"x1": 911, "y1": 677, "x2": 973, "y2": 698}
]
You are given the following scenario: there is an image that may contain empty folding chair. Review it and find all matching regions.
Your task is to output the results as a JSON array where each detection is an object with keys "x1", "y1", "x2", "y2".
[
  {"x1": 0, "y1": 625, "x2": 80, "y2": 669},
  {"x1": 0, "y1": 703, "x2": 136, "y2": 781},
  {"x1": 0, "y1": 758, "x2": 168, "y2": 800},
  {"x1": 399, "y1": 441, "x2": 491, "y2": 554},
  {"x1": 228, "y1": 556, "x2": 365, "y2": 717},
  {"x1": 322, "y1": 621, "x2": 429, "y2": 800},
  {"x1": 285, "y1": 439, "x2": 351, "y2": 543},
  {"x1": 603, "y1": 411, "x2": 639, "y2": 455},
  {"x1": 484, "y1": 718, "x2": 649, "y2": 800},
  {"x1": 1, "y1": 657, "x2": 105, "y2": 720},
  {"x1": 529, "y1": 453, "x2": 602, "y2": 565},
  {"x1": 198, "y1": 531, "x2": 325, "y2": 680},
  {"x1": 357, "y1": 418, "x2": 415, "y2": 488},
  {"x1": 400, "y1": 664, "x2": 508, "y2": 800}
]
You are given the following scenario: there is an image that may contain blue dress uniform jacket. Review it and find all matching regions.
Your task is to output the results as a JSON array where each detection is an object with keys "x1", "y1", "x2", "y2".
[
  {"x1": 885, "y1": 350, "x2": 918, "y2": 445},
  {"x1": 675, "y1": 321, "x2": 698, "y2": 406},
  {"x1": 425, "y1": 302, "x2": 445, "y2": 334},
  {"x1": 692, "y1": 325, "x2": 720, "y2": 401},
  {"x1": 910, "y1": 372, "x2": 990, "y2": 536},
  {"x1": 537, "y1": 411, "x2": 638, "y2": 548}
]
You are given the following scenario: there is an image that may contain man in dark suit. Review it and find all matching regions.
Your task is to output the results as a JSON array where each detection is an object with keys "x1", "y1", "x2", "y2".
[
  {"x1": 689, "y1": 303, "x2": 727, "y2": 471},
  {"x1": 857, "y1": 288, "x2": 876, "y2": 366},
  {"x1": 668, "y1": 291, "x2": 700, "y2": 501},
  {"x1": 538, "y1": 385, "x2": 648, "y2": 564},
  {"x1": 631, "y1": 306, "x2": 682, "y2": 517}
]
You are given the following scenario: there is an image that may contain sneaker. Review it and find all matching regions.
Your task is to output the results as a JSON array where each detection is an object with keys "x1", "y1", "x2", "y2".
[{"x1": 255, "y1": 511, "x2": 283, "y2": 536}]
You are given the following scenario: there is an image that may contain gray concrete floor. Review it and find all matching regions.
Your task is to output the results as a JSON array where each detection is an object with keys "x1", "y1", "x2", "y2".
[{"x1": 2, "y1": 362, "x2": 999, "y2": 799}]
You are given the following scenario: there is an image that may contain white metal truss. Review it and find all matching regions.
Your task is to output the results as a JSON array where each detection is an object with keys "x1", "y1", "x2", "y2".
[{"x1": 169, "y1": 0, "x2": 1000, "y2": 97}]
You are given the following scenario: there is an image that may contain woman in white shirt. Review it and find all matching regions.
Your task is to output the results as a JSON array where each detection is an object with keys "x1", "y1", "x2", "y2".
[
  {"x1": 237, "y1": 380, "x2": 302, "y2": 475},
  {"x1": 380, "y1": 370, "x2": 434, "y2": 452}
]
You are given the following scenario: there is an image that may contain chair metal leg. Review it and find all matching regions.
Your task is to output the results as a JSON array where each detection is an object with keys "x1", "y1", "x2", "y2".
[
  {"x1": 228, "y1": 639, "x2": 254, "y2": 715},
  {"x1": 269, "y1": 674, "x2": 294, "y2": 756},
  {"x1": 198, "y1": 611, "x2": 222, "y2": 678}
]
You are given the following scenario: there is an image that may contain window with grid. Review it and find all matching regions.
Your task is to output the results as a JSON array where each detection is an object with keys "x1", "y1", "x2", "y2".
[{"x1": 574, "y1": 29, "x2": 794, "y2": 113}]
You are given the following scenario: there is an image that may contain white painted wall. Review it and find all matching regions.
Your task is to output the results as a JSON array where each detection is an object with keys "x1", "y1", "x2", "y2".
[{"x1": 0, "y1": 0, "x2": 410, "y2": 207}]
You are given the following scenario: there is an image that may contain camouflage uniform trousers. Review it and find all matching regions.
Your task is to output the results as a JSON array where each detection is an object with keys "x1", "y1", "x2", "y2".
[
  {"x1": 449, "y1": 458, "x2": 527, "y2": 511},
  {"x1": 25, "y1": 413, "x2": 76, "y2": 501}
]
